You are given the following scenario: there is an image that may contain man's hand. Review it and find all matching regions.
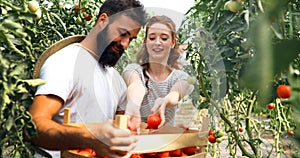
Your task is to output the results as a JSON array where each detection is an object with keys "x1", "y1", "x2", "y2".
[{"x1": 85, "y1": 120, "x2": 137, "y2": 157}]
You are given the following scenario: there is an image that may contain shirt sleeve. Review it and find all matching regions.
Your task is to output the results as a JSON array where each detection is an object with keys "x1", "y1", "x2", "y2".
[
  {"x1": 35, "y1": 46, "x2": 77, "y2": 102},
  {"x1": 122, "y1": 63, "x2": 146, "y2": 84}
]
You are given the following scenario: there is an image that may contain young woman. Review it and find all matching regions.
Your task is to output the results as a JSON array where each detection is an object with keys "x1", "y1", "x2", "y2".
[{"x1": 122, "y1": 15, "x2": 193, "y2": 133}]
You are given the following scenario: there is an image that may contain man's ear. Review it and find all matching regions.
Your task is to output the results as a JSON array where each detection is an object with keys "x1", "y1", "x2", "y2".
[{"x1": 96, "y1": 13, "x2": 109, "y2": 28}]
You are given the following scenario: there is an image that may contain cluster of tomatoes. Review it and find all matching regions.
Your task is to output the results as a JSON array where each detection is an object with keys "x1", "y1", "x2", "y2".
[
  {"x1": 69, "y1": 148, "x2": 106, "y2": 158},
  {"x1": 68, "y1": 114, "x2": 164, "y2": 157},
  {"x1": 208, "y1": 129, "x2": 224, "y2": 144},
  {"x1": 267, "y1": 84, "x2": 291, "y2": 110},
  {"x1": 69, "y1": 146, "x2": 198, "y2": 158},
  {"x1": 266, "y1": 84, "x2": 294, "y2": 135},
  {"x1": 73, "y1": 4, "x2": 92, "y2": 23},
  {"x1": 130, "y1": 146, "x2": 197, "y2": 158}
]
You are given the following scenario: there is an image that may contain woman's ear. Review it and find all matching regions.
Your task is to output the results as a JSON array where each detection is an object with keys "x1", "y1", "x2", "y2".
[
  {"x1": 96, "y1": 13, "x2": 109, "y2": 29},
  {"x1": 172, "y1": 39, "x2": 176, "y2": 48}
]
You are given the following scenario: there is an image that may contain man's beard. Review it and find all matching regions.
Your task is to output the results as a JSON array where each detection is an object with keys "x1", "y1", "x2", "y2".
[{"x1": 97, "y1": 25, "x2": 125, "y2": 67}]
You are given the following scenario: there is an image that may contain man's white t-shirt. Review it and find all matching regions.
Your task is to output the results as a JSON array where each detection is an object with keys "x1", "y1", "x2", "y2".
[{"x1": 34, "y1": 44, "x2": 127, "y2": 157}]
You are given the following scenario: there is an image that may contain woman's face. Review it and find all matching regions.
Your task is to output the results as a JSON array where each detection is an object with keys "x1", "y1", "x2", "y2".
[{"x1": 146, "y1": 23, "x2": 174, "y2": 64}]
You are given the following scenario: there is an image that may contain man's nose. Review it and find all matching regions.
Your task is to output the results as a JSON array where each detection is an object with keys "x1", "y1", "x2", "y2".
[{"x1": 120, "y1": 38, "x2": 130, "y2": 49}]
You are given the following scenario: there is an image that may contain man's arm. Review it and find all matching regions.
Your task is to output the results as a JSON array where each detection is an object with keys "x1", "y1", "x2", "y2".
[
  {"x1": 27, "y1": 95, "x2": 95, "y2": 150},
  {"x1": 27, "y1": 95, "x2": 137, "y2": 157}
]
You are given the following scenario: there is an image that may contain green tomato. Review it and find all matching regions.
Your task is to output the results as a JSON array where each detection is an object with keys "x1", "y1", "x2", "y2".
[
  {"x1": 216, "y1": 137, "x2": 223, "y2": 143},
  {"x1": 28, "y1": 0, "x2": 40, "y2": 12},
  {"x1": 224, "y1": 0, "x2": 243, "y2": 13},
  {"x1": 76, "y1": 16, "x2": 83, "y2": 24},
  {"x1": 187, "y1": 76, "x2": 197, "y2": 84},
  {"x1": 215, "y1": 130, "x2": 225, "y2": 138},
  {"x1": 34, "y1": 8, "x2": 42, "y2": 20}
]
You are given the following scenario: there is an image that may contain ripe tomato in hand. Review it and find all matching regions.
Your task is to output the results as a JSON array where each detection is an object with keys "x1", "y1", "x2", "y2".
[
  {"x1": 267, "y1": 103, "x2": 275, "y2": 110},
  {"x1": 208, "y1": 135, "x2": 217, "y2": 143},
  {"x1": 277, "y1": 85, "x2": 291, "y2": 99},
  {"x1": 182, "y1": 146, "x2": 197, "y2": 155},
  {"x1": 147, "y1": 114, "x2": 161, "y2": 129}
]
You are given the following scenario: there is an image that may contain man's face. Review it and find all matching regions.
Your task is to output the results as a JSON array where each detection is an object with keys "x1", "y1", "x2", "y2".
[{"x1": 97, "y1": 15, "x2": 141, "y2": 67}]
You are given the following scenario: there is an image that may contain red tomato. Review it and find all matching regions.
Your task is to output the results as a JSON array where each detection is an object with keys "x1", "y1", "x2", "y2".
[
  {"x1": 74, "y1": 4, "x2": 84, "y2": 14},
  {"x1": 83, "y1": 13, "x2": 92, "y2": 21},
  {"x1": 79, "y1": 148, "x2": 93, "y2": 153},
  {"x1": 78, "y1": 151, "x2": 93, "y2": 157},
  {"x1": 169, "y1": 149, "x2": 182, "y2": 157},
  {"x1": 130, "y1": 153, "x2": 144, "y2": 158},
  {"x1": 208, "y1": 130, "x2": 214, "y2": 136},
  {"x1": 208, "y1": 135, "x2": 217, "y2": 143},
  {"x1": 182, "y1": 146, "x2": 197, "y2": 155},
  {"x1": 147, "y1": 114, "x2": 161, "y2": 129},
  {"x1": 239, "y1": 127, "x2": 244, "y2": 133},
  {"x1": 288, "y1": 130, "x2": 295, "y2": 135},
  {"x1": 267, "y1": 103, "x2": 275, "y2": 110},
  {"x1": 144, "y1": 152, "x2": 156, "y2": 157},
  {"x1": 277, "y1": 85, "x2": 291, "y2": 99},
  {"x1": 181, "y1": 153, "x2": 188, "y2": 157},
  {"x1": 96, "y1": 155, "x2": 109, "y2": 158},
  {"x1": 156, "y1": 151, "x2": 169, "y2": 158}
]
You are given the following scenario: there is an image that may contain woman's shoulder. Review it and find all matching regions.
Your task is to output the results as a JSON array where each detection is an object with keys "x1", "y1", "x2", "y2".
[
  {"x1": 124, "y1": 63, "x2": 142, "y2": 71},
  {"x1": 171, "y1": 69, "x2": 189, "y2": 80}
]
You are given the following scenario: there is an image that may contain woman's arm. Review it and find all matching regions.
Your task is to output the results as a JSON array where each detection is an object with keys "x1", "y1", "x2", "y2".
[
  {"x1": 165, "y1": 80, "x2": 194, "y2": 107},
  {"x1": 122, "y1": 70, "x2": 146, "y2": 133}
]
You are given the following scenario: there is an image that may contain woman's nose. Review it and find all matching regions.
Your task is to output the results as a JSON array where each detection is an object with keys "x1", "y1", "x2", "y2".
[{"x1": 155, "y1": 37, "x2": 161, "y2": 45}]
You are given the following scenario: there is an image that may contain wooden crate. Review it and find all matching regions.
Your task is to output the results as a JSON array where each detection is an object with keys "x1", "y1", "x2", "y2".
[{"x1": 61, "y1": 109, "x2": 208, "y2": 158}]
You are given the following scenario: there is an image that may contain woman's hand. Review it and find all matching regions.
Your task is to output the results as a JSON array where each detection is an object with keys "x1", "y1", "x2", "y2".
[{"x1": 151, "y1": 97, "x2": 166, "y2": 128}]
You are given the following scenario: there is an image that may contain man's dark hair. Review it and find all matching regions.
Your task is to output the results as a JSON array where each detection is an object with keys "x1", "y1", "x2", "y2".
[{"x1": 96, "y1": 0, "x2": 148, "y2": 26}]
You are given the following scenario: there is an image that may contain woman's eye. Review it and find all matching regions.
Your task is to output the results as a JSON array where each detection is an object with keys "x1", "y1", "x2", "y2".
[
  {"x1": 162, "y1": 38, "x2": 168, "y2": 41},
  {"x1": 149, "y1": 37, "x2": 155, "y2": 41}
]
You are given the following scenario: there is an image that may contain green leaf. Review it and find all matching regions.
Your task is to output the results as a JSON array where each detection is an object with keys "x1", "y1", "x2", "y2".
[
  {"x1": 273, "y1": 39, "x2": 300, "y2": 74},
  {"x1": 19, "y1": 79, "x2": 46, "y2": 87},
  {"x1": 2, "y1": 19, "x2": 23, "y2": 30},
  {"x1": 6, "y1": 116, "x2": 14, "y2": 131}
]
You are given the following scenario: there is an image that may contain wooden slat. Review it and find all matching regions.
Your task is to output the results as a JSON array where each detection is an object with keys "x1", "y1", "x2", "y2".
[{"x1": 63, "y1": 108, "x2": 71, "y2": 125}]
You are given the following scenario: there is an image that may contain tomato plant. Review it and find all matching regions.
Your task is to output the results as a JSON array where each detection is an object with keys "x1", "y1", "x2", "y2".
[{"x1": 146, "y1": 114, "x2": 161, "y2": 129}]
